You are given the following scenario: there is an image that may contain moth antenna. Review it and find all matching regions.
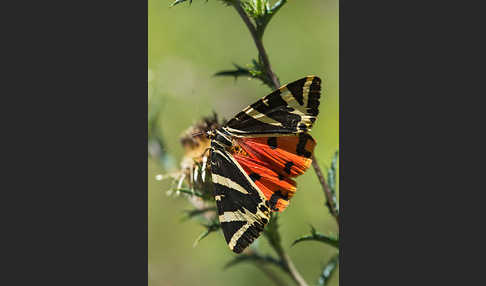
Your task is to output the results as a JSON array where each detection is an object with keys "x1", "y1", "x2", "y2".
[{"x1": 191, "y1": 131, "x2": 205, "y2": 137}]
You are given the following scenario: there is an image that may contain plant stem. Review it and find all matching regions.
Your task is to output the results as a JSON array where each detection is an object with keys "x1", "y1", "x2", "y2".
[
  {"x1": 231, "y1": 2, "x2": 313, "y2": 285},
  {"x1": 258, "y1": 263, "x2": 287, "y2": 286},
  {"x1": 311, "y1": 154, "x2": 340, "y2": 226},
  {"x1": 281, "y1": 252, "x2": 309, "y2": 286},
  {"x1": 231, "y1": 0, "x2": 280, "y2": 89}
]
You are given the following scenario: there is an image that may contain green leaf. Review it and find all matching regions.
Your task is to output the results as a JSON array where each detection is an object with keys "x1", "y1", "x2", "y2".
[
  {"x1": 317, "y1": 255, "x2": 339, "y2": 286},
  {"x1": 263, "y1": 214, "x2": 284, "y2": 256},
  {"x1": 224, "y1": 253, "x2": 287, "y2": 272},
  {"x1": 175, "y1": 188, "x2": 205, "y2": 198},
  {"x1": 254, "y1": 0, "x2": 266, "y2": 16},
  {"x1": 193, "y1": 220, "x2": 220, "y2": 247},
  {"x1": 255, "y1": 0, "x2": 287, "y2": 38},
  {"x1": 170, "y1": 0, "x2": 192, "y2": 7},
  {"x1": 214, "y1": 63, "x2": 252, "y2": 79},
  {"x1": 181, "y1": 206, "x2": 217, "y2": 222},
  {"x1": 292, "y1": 225, "x2": 339, "y2": 249},
  {"x1": 326, "y1": 150, "x2": 339, "y2": 214},
  {"x1": 215, "y1": 60, "x2": 274, "y2": 89},
  {"x1": 327, "y1": 150, "x2": 338, "y2": 193},
  {"x1": 148, "y1": 91, "x2": 171, "y2": 167},
  {"x1": 249, "y1": 58, "x2": 274, "y2": 88}
]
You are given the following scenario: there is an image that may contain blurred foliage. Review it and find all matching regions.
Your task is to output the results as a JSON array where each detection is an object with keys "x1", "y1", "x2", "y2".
[
  {"x1": 225, "y1": 252, "x2": 287, "y2": 272},
  {"x1": 149, "y1": 0, "x2": 338, "y2": 285},
  {"x1": 193, "y1": 219, "x2": 221, "y2": 247},
  {"x1": 326, "y1": 151, "x2": 339, "y2": 215},
  {"x1": 292, "y1": 225, "x2": 339, "y2": 249},
  {"x1": 317, "y1": 255, "x2": 339, "y2": 286},
  {"x1": 242, "y1": 0, "x2": 287, "y2": 39}
]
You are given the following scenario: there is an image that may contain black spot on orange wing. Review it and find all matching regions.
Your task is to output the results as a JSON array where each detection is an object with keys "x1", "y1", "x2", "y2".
[
  {"x1": 249, "y1": 173, "x2": 262, "y2": 182},
  {"x1": 268, "y1": 190, "x2": 289, "y2": 211},
  {"x1": 267, "y1": 137, "x2": 277, "y2": 149},
  {"x1": 296, "y1": 133, "x2": 313, "y2": 158},
  {"x1": 283, "y1": 161, "x2": 294, "y2": 174}
]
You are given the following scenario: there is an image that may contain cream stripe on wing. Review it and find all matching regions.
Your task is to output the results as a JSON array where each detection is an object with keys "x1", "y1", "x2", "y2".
[
  {"x1": 219, "y1": 211, "x2": 246, "y2": 223},
  {"x1": 243, "y1": 107, "x2": 283, "y2": 126},
  {"x1": 211, "y1": 173, "x2": 249, "y2": 194},
  {"x1": 227, "y1": 207, "x2": 263, "y2": 249},
  {"x1": 302, "y1": 76, "x2": 314, "y2": 106},
  {"x1": 229, "y1": 223, "x2": 251, "y2": 250},
  {"x1": 280, "y1": 87, "x2": 307, "y2": 114},
  {"x1": 280, "y1": 76, "x2": 314, "y2": 109}
]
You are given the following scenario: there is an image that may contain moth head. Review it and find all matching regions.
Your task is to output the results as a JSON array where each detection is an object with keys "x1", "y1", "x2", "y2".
[{"x1": 206, "y1": 129, "x2": 216, "y2": 140}]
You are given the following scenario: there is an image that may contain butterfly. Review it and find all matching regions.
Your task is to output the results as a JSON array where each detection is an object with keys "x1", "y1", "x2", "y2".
[{"x1": 208, "y1": 76, "x2": 321, "y2": 253}]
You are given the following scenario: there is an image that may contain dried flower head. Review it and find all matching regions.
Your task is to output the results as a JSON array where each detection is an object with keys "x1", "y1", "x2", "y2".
[{"x1": 157, "y1": 113, "x2": 221, "y2": 202}]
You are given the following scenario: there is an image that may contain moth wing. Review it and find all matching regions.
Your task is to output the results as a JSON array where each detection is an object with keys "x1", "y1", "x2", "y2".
[
  {"x1": 210, "y1": 145, "x2": 271, "y2": 253},
  {"x1": 225, "y1": 76, "x2": 321, "y2": 136},
  {"x1": 233, "y1": 154, "x2": 297, "y2": 212},
  {"x1": 237, "y1": 133, "x2": 316, "y2": 178}
]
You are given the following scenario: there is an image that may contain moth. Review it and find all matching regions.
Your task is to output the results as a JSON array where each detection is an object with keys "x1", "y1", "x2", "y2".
[{"x1": 208, "y1": 76, "x2": 321, "y2": 253}]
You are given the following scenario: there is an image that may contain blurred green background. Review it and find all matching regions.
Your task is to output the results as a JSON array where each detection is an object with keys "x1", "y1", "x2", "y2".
[{"x1": 149, "y1": 1, "x2": 339, "y2": 285}]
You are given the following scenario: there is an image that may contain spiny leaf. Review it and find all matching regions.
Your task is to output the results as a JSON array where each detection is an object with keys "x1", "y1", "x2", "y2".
[
  {"x1": 181, "y1": 206, "x2": 217, "y2": 222},
  {"x1": 193, "y1": 220, "x2": 220, "y2": 247},
  {"x1": 170, "y1": 0, "x2": 229, "y2": 7},
  {"x1": 255, "y1": 0, "x2": 287, "y2": 38},
  {"x1": 215, "y1": 60, "x2": 274, "y2": 89},
  {"x1": 263, "y1": 214, "x2": 284, "y2": 256},
  {"x1": 170, "y1": 0, "x2": 192, "y2": 7},
  {"x1": 148, "y1": 93, "x2": 166, "y2": 162},
  {"x1": 327, "y1": 150, "x2": 338, "y2": 193},
  {"x1": 317, "y1": 255, "x2": 339, "y2": 286},
  {"x1": 254, "y1": 0, "x2": 267, "y2": 16},
  {"x1": 249, "y1": 58, "x2": 274, "y2": 88},
  {"x1": 326, "y1": 150, "x2": 339, "y2": 214},
  {"x1": 292, "y1": 225, "x2": 339, "y2": 249},
  {"x1": 214, "y1": 63, "x2": 252, "y2": 79},
  {"x1": 224, "y1": 253, "x2": 287, "y2": 272},
  {"x1": 176, "y1": 188, "x2": 205, "y2": 198}
]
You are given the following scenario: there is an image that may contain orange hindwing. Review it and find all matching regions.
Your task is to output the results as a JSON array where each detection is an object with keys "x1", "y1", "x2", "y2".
[{"x1": 232, "y1": 133, "x2": 316, "y2": 212}]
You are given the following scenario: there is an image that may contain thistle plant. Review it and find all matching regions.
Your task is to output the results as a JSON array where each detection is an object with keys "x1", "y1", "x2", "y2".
[{"x1": 149, "y1": 1, "x2": 339, "y2": 285}]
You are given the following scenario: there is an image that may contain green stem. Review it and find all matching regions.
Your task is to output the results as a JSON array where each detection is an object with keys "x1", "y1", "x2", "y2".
[
  {"x1": 231, "y1": 0, "x2": 280, "y2": 89},
  {"x1": 258, "y1": 263, "x2": 287, "y2": 286},
  {"x1": 311, "y1": 154, "x2": 339, "y2": 227}
]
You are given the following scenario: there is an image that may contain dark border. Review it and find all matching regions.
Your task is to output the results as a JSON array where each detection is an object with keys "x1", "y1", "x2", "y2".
[{"x1": 4, "y1": 0, "x2": 148, "y2": 284}]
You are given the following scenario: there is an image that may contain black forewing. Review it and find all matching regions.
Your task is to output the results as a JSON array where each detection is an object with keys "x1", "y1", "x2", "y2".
[
  {"x1": 224, "y1": 76, "x2": 321, "y2": 136},
  {"x1": 210, "y1": 142, "x2": 269, "y2": 253}
]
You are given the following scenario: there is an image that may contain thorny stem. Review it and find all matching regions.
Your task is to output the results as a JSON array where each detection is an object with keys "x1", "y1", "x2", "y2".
[
  {"x1": 281, "y1": 252, "x2": 309, "y2": 286},
  {"x1": 231, "y1": 2, "x2": 308, "y2": 285},
  {"x1": 232, "y1": 0, "x2": 280, "y2": 89},
  {"x1": 258, "y1": 263, "x2": 287, "y2": 286},
  {"x1": 230, "y1": 4, "x2": 337, "y2": 225},
  {"x1": 231, "y1": 1, "x2": 336, "y2": 285},
  {"x1": 242, "y1": 248, "x2": 287, "y2": 286},
  {"x1": 311, "y1": 154, "x2": 340, "y2": 226}
]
